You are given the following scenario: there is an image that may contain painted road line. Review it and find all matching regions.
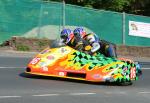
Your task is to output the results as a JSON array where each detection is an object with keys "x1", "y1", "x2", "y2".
[
  {"x1": 0, "y1": 67, "x2": 26, "y2": 69},
  {"x1": 142, "y1": 68, "x2": 150, "y2": 70},
  {"x1": 105, "y1": 92, "x2": 126, "y2": 94},
  {"x1": 118, "y1": 92, "x2": 127, "y2": 94},
  {"x1": 32, "y1": 94, "x2": 60, "y2": 97},
  {"x1": 138, "y1": 92, "x2": 150, "y2": 94},
  {"x1": 70, "y1": 93, "x2": 96, "y2": 96},
  {"x1": 0, "y1": 96, "x2": 21, "y2": 99}
]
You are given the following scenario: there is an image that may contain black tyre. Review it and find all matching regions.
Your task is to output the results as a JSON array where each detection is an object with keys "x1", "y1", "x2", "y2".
[{"x1": 118, "y1": 81, "x2": 133, "y2": 86}]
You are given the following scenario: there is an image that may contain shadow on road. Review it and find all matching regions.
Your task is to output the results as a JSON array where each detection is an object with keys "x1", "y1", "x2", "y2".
[{"x1": 19, "y1": 72, "x2": 132, "y2": 86}]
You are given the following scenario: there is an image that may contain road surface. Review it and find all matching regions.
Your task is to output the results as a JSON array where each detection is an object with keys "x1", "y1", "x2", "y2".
[{"x1": 0, "y1": 56, "x2": 149, "y2": 103}]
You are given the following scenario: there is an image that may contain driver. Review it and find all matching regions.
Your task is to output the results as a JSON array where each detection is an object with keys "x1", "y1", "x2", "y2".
[
  {"x1": 73, "y1": 27, "x2": 100, "y2": 55},
  {"x1": 60, "y1": 28, "x2": 83, "y2": 50}
]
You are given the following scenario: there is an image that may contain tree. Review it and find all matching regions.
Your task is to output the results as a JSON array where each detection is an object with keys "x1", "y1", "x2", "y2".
[{"x1": 42, "y1": 0, "x2": 150, "y2": 16}]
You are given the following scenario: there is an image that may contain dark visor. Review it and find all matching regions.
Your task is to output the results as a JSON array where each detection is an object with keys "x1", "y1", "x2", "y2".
[{"x1": 61, "y1": 35, "x2": 68, "y2": 39}]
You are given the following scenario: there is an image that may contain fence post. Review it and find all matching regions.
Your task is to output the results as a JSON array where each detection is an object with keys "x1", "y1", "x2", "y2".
[
  {"x1": 122, "y1": 12, "x2": 126, "y2": 45},
  {"x1": 62, "y1": 0, "x2": 65, "y2": 29}
]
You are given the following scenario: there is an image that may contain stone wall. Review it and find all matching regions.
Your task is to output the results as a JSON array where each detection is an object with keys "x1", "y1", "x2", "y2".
[
  {"x1": 10, "y1": 36, "x2": 53, "y2": 51},
  {"x1": 8, "y1": 36, "x2": 150, "y2": 57},
  {"x1": 116, "y1": 45, "x2": 150, "y2": 57}
]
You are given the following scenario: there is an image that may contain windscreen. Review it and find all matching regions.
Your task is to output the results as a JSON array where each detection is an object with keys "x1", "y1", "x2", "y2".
[{"x1": 49, "y1": 39, "x2": 66, "y2": 48}]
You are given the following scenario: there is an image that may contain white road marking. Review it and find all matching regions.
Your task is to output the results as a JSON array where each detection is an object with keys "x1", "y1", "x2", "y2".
[
  {"x1": 70, "y1": 93, "x2": 96, "y2": 96},
  {"x1": 142, "y1": 68, "x2": 150, "y2": 70},
  {"x1": 0, "y1": 96, "x2": 21, "y2": 99},
  {"x1": 32, "y1": 94, "x2": 60, "y2": 97},
  {"x1": 119, "y1": 92, "x2": 127, "y2": 94},
  {"x1": 138, "y1": 92, "x2": 150, "y2": 94},
  {"x1": 105, "y1": 92, "x2": 126, "y2": 94},
  {"x1": 1, "y1": 91, "x2": 150, "y2": 99},
  {"x1": 0, "y1": 67, "x2": 26, "y2": 69}
]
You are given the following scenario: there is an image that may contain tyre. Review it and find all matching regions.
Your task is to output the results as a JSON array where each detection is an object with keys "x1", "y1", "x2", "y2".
[{"x1": 118, "y1": 81, "x2": 133, "y2": 86}]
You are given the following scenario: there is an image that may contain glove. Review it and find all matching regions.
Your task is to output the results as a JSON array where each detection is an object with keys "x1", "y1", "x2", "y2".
[
  {"x1": 84, "y1": 45, "x2": 91, "y2": 51},
  {"x1": 75, "y1": 42, "x2": 84, "y2": 51},
  {"x1": 83, "y1": 45, "x2": 93, "y2": 55}
]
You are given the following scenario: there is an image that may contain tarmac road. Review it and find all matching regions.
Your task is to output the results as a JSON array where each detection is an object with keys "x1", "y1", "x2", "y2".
[{"x1": 0, "y1": 54, "x2": 150, "y2": 103}]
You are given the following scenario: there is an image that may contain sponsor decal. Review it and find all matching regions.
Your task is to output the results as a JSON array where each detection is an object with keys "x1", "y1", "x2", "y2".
[
  {"x1": 41, "y1": 66, "x2": 48, "y2": 71},
  {"x1": 93, "y1": 74, "x2": 101, "y2": 79},
  {"x1": 30, "y1": 57, "x2": 41, "y2": 65},
  {"x1": 130, "y1": 67, "x2": 136, "y2": 79},
  {"x1": 122, "y1": 67, "x2": 128, "y2": 75},
  {"x1": 129, "y1": 21, "x2": 150, "y2": 38},
  {"x1": 59, "y1": 47, "x2": 71, "y2": 54},
  {"x1": 126, "y1": 75, "x2": 130, "y2": 79},
  {"x1": 38, "y1": 62, "x2": 46, "y2": 67},
  {"x1": 47, "y1": 55, "x2": 55, "y2": 60},
  {"x1": 60, "y1": 47, "x2": 67, "y2": 53},
  {"x1": 59, "y1": 72, "x2": 65, "y2": 76}
]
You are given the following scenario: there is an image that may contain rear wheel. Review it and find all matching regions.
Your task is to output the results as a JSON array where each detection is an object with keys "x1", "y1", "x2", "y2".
[
  {"x1": 119, "y1": 81, "x2": 133, "y2": 86},
  {"x1": 115, "y1": 78, "x2": 133, "y2": 86}
]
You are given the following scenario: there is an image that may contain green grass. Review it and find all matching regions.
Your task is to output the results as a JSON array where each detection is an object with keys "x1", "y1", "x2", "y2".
[{"x1": 16, "y1": 44, "x2": 30, "y2": 51}]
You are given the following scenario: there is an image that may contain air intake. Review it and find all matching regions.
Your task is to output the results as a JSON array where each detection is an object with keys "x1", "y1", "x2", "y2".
[
  {"x1": 66, "y1": 72, "x2": 86, "y2": 79},
  {"x1": 26, "y1": 67, "x2": 31, "y2": 72}
]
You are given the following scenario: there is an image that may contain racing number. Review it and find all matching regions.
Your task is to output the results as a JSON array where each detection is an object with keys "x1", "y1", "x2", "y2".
[
  {"x1": 130, "y1": 67, "x2": 136, "y2": 79},
  {"x1": 30, "y1": 57, "x2": 41, "y2": 65}
]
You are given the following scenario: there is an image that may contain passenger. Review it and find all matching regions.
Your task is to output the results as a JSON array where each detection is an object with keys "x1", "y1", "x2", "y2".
[
  {"x1": 99, "y1": 40, "x2": 117, "y2": 58},
  {"x1": 73, "y1": 27, "x2": 117, "y2": 58}
]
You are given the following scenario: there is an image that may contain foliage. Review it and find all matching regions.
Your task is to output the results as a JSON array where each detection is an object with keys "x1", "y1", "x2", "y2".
[
  {"x1": 38, "y1": 41, "x2": 48, "y2": 48},
  {"x1": 16, "y1": 44, "x2": 30, "y2": 51},
  {"x1": 43, "y1": 0, "x2": 150, "y2": 16}
]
